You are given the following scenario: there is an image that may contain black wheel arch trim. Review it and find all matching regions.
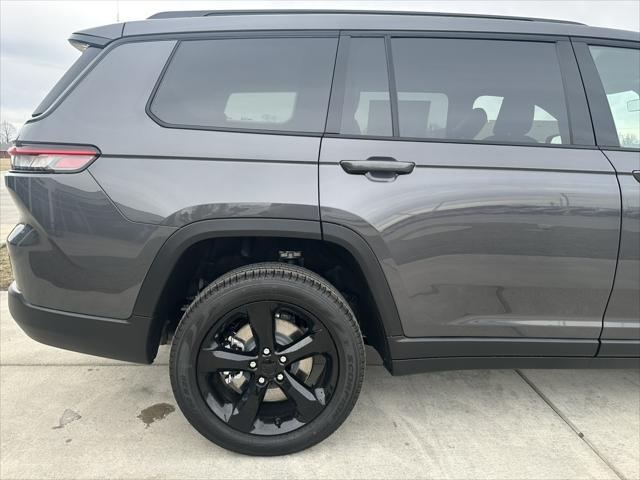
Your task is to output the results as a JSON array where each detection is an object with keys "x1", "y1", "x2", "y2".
[
  {"x1": 132, "y1": 218, "x2": 405, "y2": 363},
  {"x1": 133, "y1": 218, "x2": 321, "y2": 317}
]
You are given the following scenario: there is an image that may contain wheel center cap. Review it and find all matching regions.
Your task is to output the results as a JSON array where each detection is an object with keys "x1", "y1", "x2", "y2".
[{"x1": 261, "y1": 358, "x2": 277, "y2": 377}]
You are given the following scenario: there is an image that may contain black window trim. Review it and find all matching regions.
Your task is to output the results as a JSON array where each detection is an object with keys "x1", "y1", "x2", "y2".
[
  {"x1": 571, "y1": 38, "x2": 640, "y2": 151},
  {"x1": 145, "y1": 31, "x2": 341, "y2": 137},
  {"x1": 384, "y1": 34, "x2": 400, "y2": 137},
  {"x1": 324, "y1": 35, "x2": 350, "y2": 134},
  {"x1": 326, "y1": 30, "x2": 598, "y2": 149}
]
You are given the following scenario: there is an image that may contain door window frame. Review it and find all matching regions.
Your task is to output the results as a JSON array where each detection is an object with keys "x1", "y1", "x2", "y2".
[{"x1": 326, "y1": 31, "x2": 596, "y2": 149}]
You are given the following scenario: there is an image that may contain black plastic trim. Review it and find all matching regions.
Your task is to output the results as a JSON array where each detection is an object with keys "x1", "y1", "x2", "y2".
[
  {"x1": 325, "y1": 35, "x2": 350, "y2": 135},
  {"x1": 8, "y1": 283, "x2": 153, "y2": 364},
  {"x1": 599, "y1": 340, "x2": 640, "y2": 357},
  {"x1": 322, "y1": 222, "x2": 404, "y2": 338},
  {"x1": 389, "y1": 336, "x2": 598, "y2": 359},
  {"x1": 391, "y1": 356, "x2": 640, "y2": 375},
  {"x1": 384, "y1": 35, "x2": 399, "y2": 137},
  {"x1": 133, "y1": 219, "x2": 322, "y2": 318}
]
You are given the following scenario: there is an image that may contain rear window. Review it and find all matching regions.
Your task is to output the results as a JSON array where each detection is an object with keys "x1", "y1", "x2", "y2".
[
  {"x1": 149, "y1": 37, "x2": 338, "y2": 134},
  {"x1": 32, "y1": 46, "x2": 100, "y2": 117}
]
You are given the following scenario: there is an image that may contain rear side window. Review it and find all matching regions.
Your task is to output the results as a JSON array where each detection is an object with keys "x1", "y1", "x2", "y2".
[
  {"x1": 589, "y1": 46, "x2": 640, "y2": 149},
  {"x1": 149, "y1": 37, "x2": 338, "y2": 134},
  {"x1": 32, "y1": 46, "x2": 100, "y2": 117},
  {"x1": 391, "y1": 38, "x2": 570, "y2": 144}
]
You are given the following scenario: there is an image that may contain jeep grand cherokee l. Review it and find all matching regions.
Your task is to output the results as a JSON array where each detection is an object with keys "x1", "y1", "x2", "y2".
[{"x1": 5, "y1": 10, "x2": 640, "y2": 455}]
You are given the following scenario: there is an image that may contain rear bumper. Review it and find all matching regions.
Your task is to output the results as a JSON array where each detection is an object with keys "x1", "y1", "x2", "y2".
[{"x1": 8, "y1": 282, "x2": 154, "y2": 363}]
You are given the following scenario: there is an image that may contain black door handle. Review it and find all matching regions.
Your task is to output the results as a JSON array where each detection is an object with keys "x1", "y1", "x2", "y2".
[
  {"x1": 340, "y1": 157, "x2": 415, "y2": 175},
  {"x1": 632, "y1": 170, "x2": 640, "y2": 183}
]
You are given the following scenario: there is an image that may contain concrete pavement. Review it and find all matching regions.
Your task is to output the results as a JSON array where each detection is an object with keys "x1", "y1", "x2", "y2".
[{"x1": 1, "y1": 292, "x2": 639, "y2": 480}]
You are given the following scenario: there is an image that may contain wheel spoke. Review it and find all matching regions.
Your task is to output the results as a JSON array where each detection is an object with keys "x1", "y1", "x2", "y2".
[
  {"x1": 198, "y1": 348, "x2": 257, "y2": 373},
  {"x1": 227, "y1": 377, "x2": 267, "y2": 433},
  {"x1": 280, "y1": 371, "x2": 324, "y2": 423},
  {"x1": 247, "y1": 302, "x2": 275, "y2": 352},
  {"x1": 279, "y1": 328, "x2": 333, "y2": 363}
]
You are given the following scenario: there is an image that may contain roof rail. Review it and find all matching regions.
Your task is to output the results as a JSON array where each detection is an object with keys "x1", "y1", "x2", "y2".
[{"x1": 147, "y1": 9, "x2": 585, "y2": 25}]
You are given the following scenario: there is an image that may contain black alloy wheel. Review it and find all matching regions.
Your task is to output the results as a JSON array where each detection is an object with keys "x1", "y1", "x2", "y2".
[
  {"x1": 170, "y1": 263, "x2": 365, "y2": 455},
  {"x1": 196, "y1": 300, "x2": 338, "y2": 435}
]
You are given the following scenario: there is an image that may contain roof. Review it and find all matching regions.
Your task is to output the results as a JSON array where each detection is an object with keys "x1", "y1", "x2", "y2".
[{"x1": 73, "y1": 10, "x2": 640, "y2": 46}]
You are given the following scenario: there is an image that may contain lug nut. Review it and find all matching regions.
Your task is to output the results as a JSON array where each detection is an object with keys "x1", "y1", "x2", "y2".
[
  {"x1": 262, "y1": 348, "x2": 271, "y2": 355},
  {"x1": 249, "y1": 361, "x2": 257, "y2": 369},
  {"x1": 276, "y1": 373, "x2": 284, "y2": 382},
  {"x1": 258, "y1": 377, "x2": 266, "y2": 385},
  {"x1": 279, "y1": 355, "x2": 287, "y2": 364}
]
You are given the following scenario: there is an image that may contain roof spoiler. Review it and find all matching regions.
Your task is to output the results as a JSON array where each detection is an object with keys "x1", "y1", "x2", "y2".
[{"x1": 68, "y1": 22, "x2": 124, "y2": 51}]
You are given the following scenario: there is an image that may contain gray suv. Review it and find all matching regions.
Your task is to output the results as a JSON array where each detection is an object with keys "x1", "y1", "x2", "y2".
[{"x1": 5, "y1": 10, "x2": 640, "y2": 455}]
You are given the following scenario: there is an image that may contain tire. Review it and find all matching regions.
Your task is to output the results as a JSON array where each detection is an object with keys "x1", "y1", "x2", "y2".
[{"x1": 169, "y1": 262, "x2": 366, "y2": 456}]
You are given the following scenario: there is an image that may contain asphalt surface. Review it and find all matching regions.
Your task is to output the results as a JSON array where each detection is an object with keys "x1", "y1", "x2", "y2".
[{"x1": 1, "y1": 292, "x2": 639, "y2": 480}]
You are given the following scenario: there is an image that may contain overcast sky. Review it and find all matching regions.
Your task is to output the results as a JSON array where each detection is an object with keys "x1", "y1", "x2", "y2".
[{"x1": 1, "y1": 0, "x2": 639, "y2": 135}]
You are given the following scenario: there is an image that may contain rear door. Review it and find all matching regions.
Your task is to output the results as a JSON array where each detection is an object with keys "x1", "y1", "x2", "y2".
[
  {"x1": 574, "y1": 40, "x2": 640, "y2": 356},
  {"x1": 319, "y1": 33, "x2": 621, "y2": 357}
]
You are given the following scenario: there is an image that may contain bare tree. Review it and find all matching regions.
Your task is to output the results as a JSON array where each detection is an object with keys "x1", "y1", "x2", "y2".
[{"x1": 0, "y1": 121, "x2": 17, "y2": 145}]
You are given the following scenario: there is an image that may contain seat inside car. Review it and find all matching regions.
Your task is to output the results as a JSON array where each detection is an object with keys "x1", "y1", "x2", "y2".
[
  {"x1": 449, "y1": 107, "x2": 488, "y2": 140},
  {"x1": 485, "y1": 97, "x2": 538, "y2": 143}
]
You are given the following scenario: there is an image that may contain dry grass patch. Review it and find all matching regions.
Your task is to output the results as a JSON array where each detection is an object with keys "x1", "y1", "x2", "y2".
[
  {"x1": 0, "y1": 157, "x2": 10, "y2": 172},
  {"x1": 0, "y1": 245, "x2": 13, "y2": 290}
]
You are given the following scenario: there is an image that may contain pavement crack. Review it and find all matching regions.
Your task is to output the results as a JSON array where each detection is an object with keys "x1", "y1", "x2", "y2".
[{"x1": 515, "y1": 369, "x2": 627, "y2": 480}]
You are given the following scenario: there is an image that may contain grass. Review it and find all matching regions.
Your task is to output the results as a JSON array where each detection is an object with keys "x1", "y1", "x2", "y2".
[
  {"x1": 0, "y1": 158, "x2": 10, "y2": 172},
  {"x1": 0, "y1": 245, "x2": 13, "y2": 290}
]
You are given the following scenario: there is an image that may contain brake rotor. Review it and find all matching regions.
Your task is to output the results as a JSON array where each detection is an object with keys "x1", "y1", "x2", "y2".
[{"x1": 220, "y1": 315, "x2": 313, "y2": 402}]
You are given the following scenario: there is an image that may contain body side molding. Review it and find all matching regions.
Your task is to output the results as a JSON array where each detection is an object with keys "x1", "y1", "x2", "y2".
[{"x1": 391, "y1": 356, "x2": 640, "y2": 375}]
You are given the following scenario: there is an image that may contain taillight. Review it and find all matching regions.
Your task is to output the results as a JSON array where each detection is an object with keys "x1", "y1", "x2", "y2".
[{"x1": 8, "y1": 144, "x2": 99, "y2": 173}]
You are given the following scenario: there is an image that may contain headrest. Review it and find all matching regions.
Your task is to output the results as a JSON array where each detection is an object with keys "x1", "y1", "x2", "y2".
[
  {"x1": 492, "y1": 98, "x2": 535, "y2": 138},
  {"x1": 450, "y1": 108, "x2": 488, "y2": 139}
]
